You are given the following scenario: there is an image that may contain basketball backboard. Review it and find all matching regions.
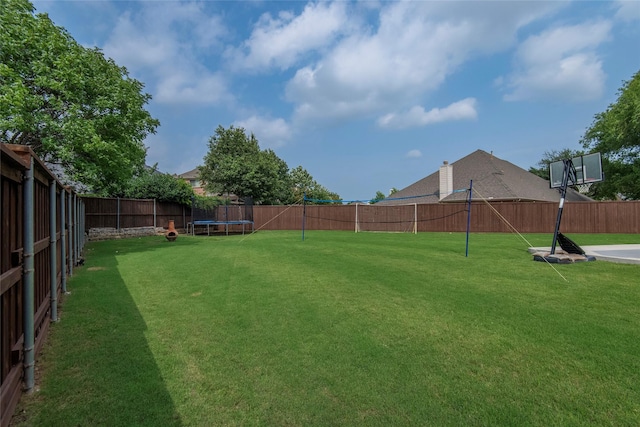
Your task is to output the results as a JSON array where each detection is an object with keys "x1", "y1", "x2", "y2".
[{"x1": 549, "y1": 152, "x2": 603, "y2": 189}]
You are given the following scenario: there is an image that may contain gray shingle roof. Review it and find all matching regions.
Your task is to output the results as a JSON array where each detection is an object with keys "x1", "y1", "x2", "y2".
[
  {"x1": 176, "y1": 168, "x2": 200, "y2": 180},
  {"x1": 380, "y1": 149, "x2": 592, "y2": 205}
]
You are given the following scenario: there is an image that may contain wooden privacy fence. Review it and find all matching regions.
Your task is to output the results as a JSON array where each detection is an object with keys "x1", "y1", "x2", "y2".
[
  {"x1": 250, "y1": 201, "x2": 640, "y2": 234},
  {"x1": 83, "y1": 197, "x2": 189, "y2": 231},
  {"x1": 1, "y1": 144, "x2": 85, "y2": 427},
  {"x1": 83, "y1": 199, "x2": 640, "y2": 235}
]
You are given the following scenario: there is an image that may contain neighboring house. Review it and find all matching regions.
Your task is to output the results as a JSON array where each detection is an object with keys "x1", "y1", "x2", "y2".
[
  {"x1": 379, "y1": 149, "x2": 592, "y2": 205},
  {"x1": 177, "y1": 168, "x2": 207, "y2": 195},
  {"x1": 176, "y1": 168, "x2": 240, "y2": 202}
]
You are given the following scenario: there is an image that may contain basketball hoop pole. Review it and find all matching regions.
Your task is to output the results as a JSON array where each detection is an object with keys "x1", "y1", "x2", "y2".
[{"x1": 551, "y1": 159, "x2": 577, "y2": 254}]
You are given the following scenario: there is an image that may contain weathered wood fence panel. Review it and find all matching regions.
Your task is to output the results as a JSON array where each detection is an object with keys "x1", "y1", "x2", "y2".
[
  {"x1": 157, "y1": 201, "x2": 188, "y2": 231},
  {"x1": 1, "y1": 145, "x2": 26, "y2": 427},
  {"x1": 250, "y1": 202, "x2": 638, "y2": 234},
  {"x1": 252, "y1": 202, "x2": 639, "y2": 234},
  {"x1": 1, "y1": 144, "x2": 85, "y2": 427},
  {"x1": 83, "y1": 198, "x2": 639, "y2": 235},
  {"x1": 84, "y1": 198, "x2": 188, "y2": 231},
  {"x1": 83, "y1": 197, "x2": 119, "y2": 228}
]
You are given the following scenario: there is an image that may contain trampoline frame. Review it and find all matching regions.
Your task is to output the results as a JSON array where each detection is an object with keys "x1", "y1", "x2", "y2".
[{"x1": 187, "y1": 219, "x2": 254, "y2": 236}]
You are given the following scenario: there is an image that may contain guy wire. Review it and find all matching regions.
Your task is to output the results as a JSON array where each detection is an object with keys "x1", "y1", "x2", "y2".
[{"x1": 471, "y1": 186, "x2": 568, "y2": 282}]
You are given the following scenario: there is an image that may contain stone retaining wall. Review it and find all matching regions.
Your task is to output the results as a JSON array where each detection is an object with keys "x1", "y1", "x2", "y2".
[{"x1": 87, "y1": 226, "x2": 169, "y2": 241}]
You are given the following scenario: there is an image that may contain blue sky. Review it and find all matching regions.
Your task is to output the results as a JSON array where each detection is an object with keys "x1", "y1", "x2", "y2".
[{"x1": 32, "y1": 0, "x2": 640, "y2": 200}]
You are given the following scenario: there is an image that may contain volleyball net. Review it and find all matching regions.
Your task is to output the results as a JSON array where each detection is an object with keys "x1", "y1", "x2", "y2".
[{"x1": 302, "y1": 188, "x2": 471, "y2": 234}]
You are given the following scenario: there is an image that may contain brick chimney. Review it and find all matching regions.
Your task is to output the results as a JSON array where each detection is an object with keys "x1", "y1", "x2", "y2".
[{"x1": 439, "y1": 160, "x2": 453, "y2": 201}]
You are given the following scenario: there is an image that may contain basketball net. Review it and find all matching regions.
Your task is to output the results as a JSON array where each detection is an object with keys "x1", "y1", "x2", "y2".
[{"x1": 576, "y1": 182, "x2": 593, "y2": 194}]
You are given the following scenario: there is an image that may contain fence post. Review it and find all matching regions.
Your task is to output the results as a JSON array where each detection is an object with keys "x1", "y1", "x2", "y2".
[
  {"x1": 68, "y1": 192, "x2": 74, "y2": 276},
  {"x1": 73, "y1": 194, "x2": 77, "y2": 264},
  {"x1": 154, "y1": 198, "x2": 157, "y2": 228},
  {"x1": 302, "y1": 194, "x2": 306, "y2": 241},
  {"x1": 75, "y1": 195, "x2": 80, "y2": 262},
  {"x1": 49, "y1": 181, "x2": 58, "y2": 321},
  {"x1": 23, "y1": 157, "x2": 35, "y2": 391},
  {"x1": 78, "y1": 198, "x2": 82, "y2": 251},
  {"x1": 81, "y1": 199, "x2": 85, "y2": 252},
  {"x1": 60, "y1": 189, "x2": 67, "y2": 293},
  {"x1": 117, "y1": 197, "x2": 120, "y2": 231},
  {"x1": 355, "y1": 203, "x2": 359, "y2": 233},
  {"x1": 77, "y1": 196, "x2": 82, "y2": 260}
]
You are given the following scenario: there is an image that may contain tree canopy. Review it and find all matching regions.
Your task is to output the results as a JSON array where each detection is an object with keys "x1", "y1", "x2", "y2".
[
  {"x1": 528, "y1": 148, "x2": 585, "y2": 181},
  {"x1": 200, "y1": 125, "x2": 340, "y2": 204},
  {"x1": 370, "y1": 191, "x2": 386, "y2": 204},
  {"x1": 200, "y1": 125, "x2": 272, "y2": 203},
  {"x1": 122, "y1": 166, "x2": 195, "y2": 205},
  {"x1": 581, "y1": 70, "x2": 640, "y2": 200},
  {"x1": 0, "y1": 0, "x2": 159, "y2": 194},
  {"x1": 289, "y1": 165, "x2": 341, "y2": 204}
]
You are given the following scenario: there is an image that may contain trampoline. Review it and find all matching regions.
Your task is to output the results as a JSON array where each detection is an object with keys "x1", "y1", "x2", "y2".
[
  {"x1": 189, "y1": 196, "x2": 254, "y2": 236},
  {"x1": 188, "y1": 219, "x2": 254, "y2": 236}
]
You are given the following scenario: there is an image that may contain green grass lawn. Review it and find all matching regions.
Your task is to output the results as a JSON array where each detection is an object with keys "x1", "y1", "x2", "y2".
[{"x1": 14, "y1": 231, "x2": 640, "y2": 426}]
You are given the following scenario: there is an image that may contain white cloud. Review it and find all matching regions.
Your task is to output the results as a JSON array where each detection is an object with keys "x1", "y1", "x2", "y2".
[
  {"x1": 233, "y1": 116, "x2": 292, "y2": 149},
  {"x1": 407, "y1": 150, "x2": 422, "y2": 158},
  {"x1": 285, "y1": 1, "x2": 558, "y2": 123},
  {"x1": 104, "y1": 12, "x2": 172, "y2": 69},
  {"x1": 500, "y1": 21, "x2": 612, "y2": 102},
  {"x1": 103, "y1": 3, "x2": 231, "y2": 105},
  {"x1": 155, "y1": 73, "x2": 229, "y2": 105},
  {"x1": 230, "y1": 2, "x2": 349, "y2": 71},
  {"x1": 377, "y1": 98, "x2": 478, "y2": 129},
  {"x1": 615, "y1": 1, "x2": 640, "y2": 22}
]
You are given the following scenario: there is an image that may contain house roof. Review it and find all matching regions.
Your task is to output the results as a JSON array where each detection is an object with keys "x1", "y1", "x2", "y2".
[
  {"x1": 379, "y1": 149, "x2": 592, "y2": 205},
  {"x1": 175, "y1": 167, "x2": 244, "y2": 201},
  {"x1": 176, "y1": 168, "x2": 200, "y2": 180}
]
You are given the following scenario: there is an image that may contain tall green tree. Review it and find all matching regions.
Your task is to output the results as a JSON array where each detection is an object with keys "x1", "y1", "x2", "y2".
[
  {"x1": 199, "y1": 125, "x2": 291, "y2": 204},
  {"x1": 0, "y1": 0, "x2": 159, "y2": 194},
  {"x1": 255, "y1": 148, "x2": 293, "y2": 205},
  {"x1": 289, "y1": 165, "x2": 315, "y2": 201},
  {"x1": 200, "y1": 125, "x2": 341, "y2": 204},
  {"x1": 581, "y1": 70, "x2": 640, "y2": 200},
  {"x1": 289, "y1": 165, "x2": 341, "y2": 204},
  {"x1": 199, "y1": 125, "x2": 259, "y2": 198}
]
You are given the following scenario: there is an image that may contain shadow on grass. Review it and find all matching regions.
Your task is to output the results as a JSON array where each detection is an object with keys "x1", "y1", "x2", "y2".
[{"x1": 13, "y1": 237, "x2": 184, "y2": 426}]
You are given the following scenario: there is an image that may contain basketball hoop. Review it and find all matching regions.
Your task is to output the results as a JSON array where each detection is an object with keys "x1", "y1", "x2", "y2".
[{"x1": 549, "y1": 153, "x2": 603, "y2": 191}]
